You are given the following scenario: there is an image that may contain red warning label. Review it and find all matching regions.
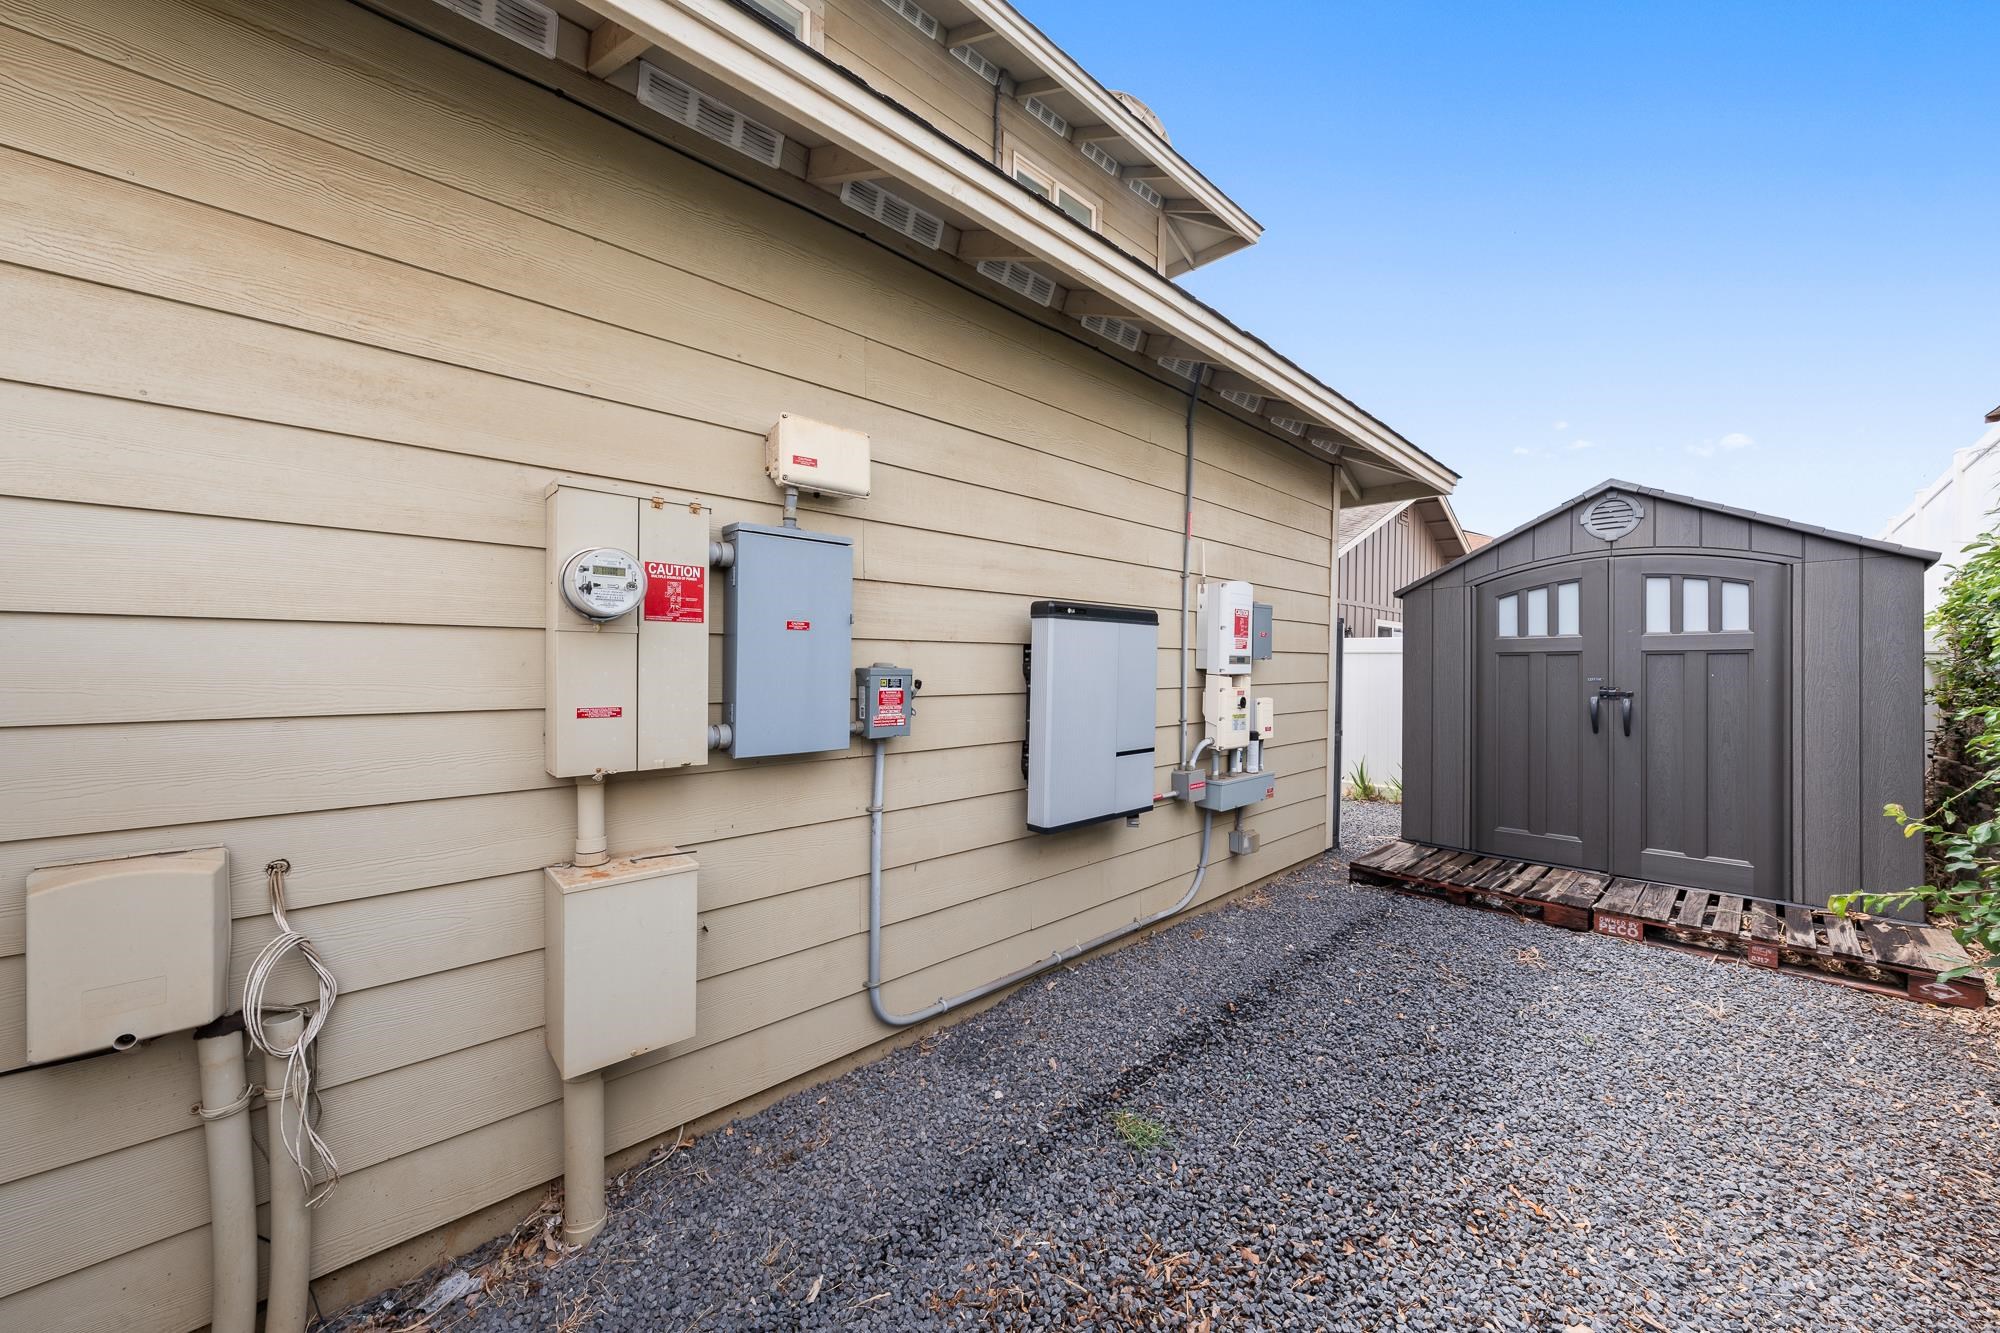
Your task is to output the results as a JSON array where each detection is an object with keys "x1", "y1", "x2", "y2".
[
  {"x1": 576, "y1": 706, "x2": 623, "y2": 719},
  {"x1": 872, "y1": 686, "x2": 906, "y2": 730},
  {"x1": 1232, "y1": 608, "x2": 1251, "y2": 650},
  {"x1": 791, "y1": 454, "x2": 818, "y2": 468},
  {"x1": 785, "y1": 620, "x2": 811, "y2": 631},
  {"x1": 643, "y1": 562, "x2": 705, "y2": 624}
]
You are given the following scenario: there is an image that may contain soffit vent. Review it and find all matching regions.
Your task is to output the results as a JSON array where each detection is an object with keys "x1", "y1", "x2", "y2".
[
  {"x1": 434, "y1": 0, "x2": 558, "y2": 57},
  {"x1": 1579, "y1": 492, "x2": 1645, "y2": 542},
  {"x1": 840, "y1": 179, "x2": 945, "y2": 249},
  {"x1": 637, "y1": 62, "x2": 785, "y2": 168},
  {"x1": 1157, "y1": 356, "x2": 1204, "y2": 382},
  {"x1": 1128, "y1": 178, "x2": 1163, "y2": 208},
  {"x1": 1079, "y1": 313, "x2": 1143, "y2": 352},
  {"x1": 1023, "y1": 96, "x2": 1071, "y2": 139},
  {"x1": 880, "y1": 0, "x2": 940, "y2": 40},
  {"x1": 976, "y1": 259, "x2": 1057, "y2": 307},
  {"x1": 1268, "y1": 416, "x2": 1308, "y2": 436},
  {"x1": 1219, "y1": 388, "x2": 1264, "y2": 413},
  {"x1": 950, "y1": 43, "x2": 1001, "y2": 84},
  {"x1": 1079, "y1": 140, "x2": 1121, "y2": 176}
]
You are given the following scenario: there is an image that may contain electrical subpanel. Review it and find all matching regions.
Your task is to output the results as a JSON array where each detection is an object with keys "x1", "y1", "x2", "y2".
[
  {"x1": 545, "y1": 484, "x2": 711, "y2": 778},
  {"x1": 1025, "y1": 600, "x2": 1158, "y2": 833},
  {"x1": 1251, "y1": 602, "x2": 1274, "y2": 661},
  {"x1": 766, "y1": 413, "x2": 871, "y2": 498},
  {"x1": 1196, "y1": 580, "x2": 1255, "y2": 674},
  {"x1": 855, "y1": 663, "x2": 917, "y2": 740},
  {"x1": 1203, "y1": 675, "x2": 1251, "y2": 750},
  {"x1": 721, "y1": 523, "x2": 854, "y2": 758}
]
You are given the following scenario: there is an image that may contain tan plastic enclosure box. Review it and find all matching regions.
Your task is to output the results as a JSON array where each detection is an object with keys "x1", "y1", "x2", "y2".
[
  {"x1": 544, "y1": 849, "x2": 698, "y2": 1081},
  {"x1": 25, "y1": 846, "x2": 229, "y2": 1063},
  {"x1": 764, "y1": 413, "x2": 871, "y2": 498}
]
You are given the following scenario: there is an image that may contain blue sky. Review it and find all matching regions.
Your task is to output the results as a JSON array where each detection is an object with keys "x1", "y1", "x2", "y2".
[{"x1": 1024, "y1": 1, "x2": 2000, "y2": 540}]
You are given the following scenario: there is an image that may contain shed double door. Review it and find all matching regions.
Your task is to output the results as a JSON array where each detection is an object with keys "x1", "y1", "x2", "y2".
[{"x1": 1475, "y1": 555, "x2": 1787, "y2": 896}]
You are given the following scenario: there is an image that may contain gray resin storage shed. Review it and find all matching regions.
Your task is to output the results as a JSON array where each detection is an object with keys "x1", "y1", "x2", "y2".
[{"x1": 1396, "y1": 481, "x2": 1939, "y2": 911}]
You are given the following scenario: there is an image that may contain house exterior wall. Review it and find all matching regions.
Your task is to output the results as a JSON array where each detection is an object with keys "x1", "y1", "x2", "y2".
[
  {"x1": 1338, "y1": 505, "x2": 1454, "y2": 636},
  {"x1": 0, "y1": 1, "x2": 1338, "y2": 1326},
  {"x1": 1399, "y1": 492, "x2": 1926, "y2": 913}
]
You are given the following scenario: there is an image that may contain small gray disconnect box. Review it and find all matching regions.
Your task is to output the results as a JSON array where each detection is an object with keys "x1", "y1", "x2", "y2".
[
  {"x1": 855, "y1": 663, "x2": 915, "y2": 740},
  {"x1": 1252, "y1": 602, "x2": 1274, "y2": 661},
  {"x1": 1025, "y1": 601, "x2": 1157, "y2": 833},
  {"x1": 721, "y1": 523, "x2": 853, "y2": 758}
]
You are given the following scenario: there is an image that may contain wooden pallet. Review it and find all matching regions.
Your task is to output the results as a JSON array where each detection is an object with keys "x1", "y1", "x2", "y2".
[{"x1": 1351, "y1": 839, "x2": 1987, "y2": 1009}]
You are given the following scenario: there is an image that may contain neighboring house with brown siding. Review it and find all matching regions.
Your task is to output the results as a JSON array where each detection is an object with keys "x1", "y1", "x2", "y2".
[
  {"x1": 0, "y1": 2, "x2": 1456, "y2": 1329},
  {"x1": 1337, "y1": 496, "x2": 1473, "y2": 636}
]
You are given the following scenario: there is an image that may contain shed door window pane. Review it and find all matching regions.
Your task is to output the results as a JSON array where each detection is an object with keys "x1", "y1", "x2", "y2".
[
  {"x1": 1682, "y1": 578, "x2": 1709, "y2": 633},
  {"x1": 1497, "y1": 594, "x2": 1518, "y2": 638},
  {"x1": 1721, "y1": 581, "x2": 1750, "y2": 631},
  {"x1": 1556, "y1": 581, "x2": 1579, "y2": 636},
  {"x1": 1645, "y1": 577, "x2": 1671, "y2": 633},
  {"x1": 1525, "y1": 586, "x2": 1549, "y2": 637}
]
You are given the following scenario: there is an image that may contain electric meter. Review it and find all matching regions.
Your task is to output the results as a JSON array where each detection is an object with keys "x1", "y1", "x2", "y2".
[{"x1": 560, "y1": 547, "x2": 645, "y2": 621}]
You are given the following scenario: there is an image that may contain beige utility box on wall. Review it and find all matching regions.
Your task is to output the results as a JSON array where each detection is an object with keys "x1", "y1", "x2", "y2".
[
  {"x1": 544, "y1": 850, "x2": 698, "y2": 1080},
  {"x1": 764, "y1": 413, "x2": 871, "y2": 498},
  {"x1": 25, "y1": 847, "x2": 229, "y2": 1063}
]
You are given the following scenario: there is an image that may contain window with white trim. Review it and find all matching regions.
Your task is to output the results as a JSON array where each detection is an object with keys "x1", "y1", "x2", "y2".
[
  {"x1": 742, "y1": 0, "x2": 808, "y2": 39},
  {"x1": 1012, "y1": 153, "x2": 1097, "y2": 229}
]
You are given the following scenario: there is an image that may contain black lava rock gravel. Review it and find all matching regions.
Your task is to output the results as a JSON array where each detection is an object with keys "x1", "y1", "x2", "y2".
[{"x1": 334, "y1": 802, "x2": 2000, "y2": 1332}]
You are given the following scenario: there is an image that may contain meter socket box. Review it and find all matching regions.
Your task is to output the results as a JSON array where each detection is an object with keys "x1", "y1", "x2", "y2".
[
  {"x1": 1025, "y1": 601, "x2": 1158, "y2": 833},
  {"x1": 721, "y1": 523, "x2": 854, "y2": 758},
  {"x1": 25, "y1": 846, "x2": 229, "y2": 1063},
  {"x1": 544, "y1": 849, "x2": 697, "y2": 1080},
  {"x1": 1196, "y1": 580, "x2": 1255, "y2": 674},
  {"x1": 855, "y1": 663, "x2": 916, "y2": 740}
]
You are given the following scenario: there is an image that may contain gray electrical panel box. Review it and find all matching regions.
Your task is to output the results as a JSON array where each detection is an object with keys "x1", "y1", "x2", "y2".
[
  {"x1": 721, "y1": 523, "x2": 853, "y2": 758},
  {"x1": 1252, "y1": 602, "x2": 1274, "y2": 660},
  {"x1": 855, "y1": 663, "x2": 915, "y2": 740},
  {"x1": 1025, "y1": 601, "x2": 1157, "y2": 833}
]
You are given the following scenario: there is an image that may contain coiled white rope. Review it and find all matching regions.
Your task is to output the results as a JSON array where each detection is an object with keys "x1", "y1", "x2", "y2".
[{"x1": 242, "y1": 859, "x2": 340, "y2": 1206}]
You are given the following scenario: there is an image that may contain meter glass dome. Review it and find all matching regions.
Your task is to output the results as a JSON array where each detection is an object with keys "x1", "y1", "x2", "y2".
[{"x1": 561, "y1": 546, "x2": 645, "y2": 621}]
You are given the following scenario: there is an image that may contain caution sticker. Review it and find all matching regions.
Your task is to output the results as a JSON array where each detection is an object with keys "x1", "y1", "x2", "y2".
[
  {"x1": 576, "y1": 706, "x2": 623, "y2": 719},
  {"x1": 873, "y1": 685, "x2": 906, "y2": 730},
  {"x1": 643, "y1": 562, "x2": 705, "y2": 623},
  {"x1": 1232, "y1": 607, "x2": 1251, "y2": 651}
]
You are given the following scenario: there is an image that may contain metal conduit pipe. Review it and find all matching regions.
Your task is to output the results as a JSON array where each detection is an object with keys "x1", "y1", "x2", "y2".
[
  {"x1": 260, "y1": 1010, "x2": 311, "y2": 1333},
  {"x1": 866, "y1": 739, "x2": 1216, "y2": 1027},
  {"x1": 560, "y1": 1072, "x2": 608, "y2": 1247},
  {"x1": 1176, "y1": 366, "x2": 1204, "y2": 765},
  {"x1": 194, "y1": 1022, "x2": 257, "y2": 1333}
]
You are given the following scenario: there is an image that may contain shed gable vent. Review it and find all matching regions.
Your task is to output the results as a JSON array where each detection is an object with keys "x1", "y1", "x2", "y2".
[
  {"x1": 637, "y1": 62, "x2": 785, "y2": 168},
  {"x1": 1079, "y1": 313, "x2": 1144, "y2": 352},
  {"x1": 976, "y1": 259, "x2": 1057, "y2": 307},
  {"x1": 1268, "y1": 416, "x2": 1308, "y2": 436},
  {"x1": 1079, "y1": 140, "x2": 1121, "y2": 176},
  {"x1": 879, "y1": 0, "x2": 940, "y2": 40},
  {"x1": 1218, "y1": 388, "x2": 1264, "y2": 413},
  {"x1": 1579, "y1": 492, "x2": 1645, "y2": 542},
  {"x1": 1157, "y1": 355, "x2": 1204, "y2": 382},
  {"x1": 950, "y1": 43, "x2": 1001, "y2": 83},
  {"x1": 1023, "y1": 97, "x2": 1071, "y2": 139},
  {"x1": 1128, "y1": 178, "x2": 1163, "y2": 208},
  {"x1": 840, "y1": 179, "x2": 944, "y2": 249},
  {"x1": 434, "y1": 0, "x2": 558, "y2": 57}
]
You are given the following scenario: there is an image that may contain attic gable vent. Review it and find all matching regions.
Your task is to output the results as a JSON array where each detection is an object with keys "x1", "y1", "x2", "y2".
[
  {"x1": 950, "y1": 43, "x2": 1001, "y2": 84},
  {"x1": 879, "y1": 0, "x2": 940, "y2": 40},
  {"x1": 637, "y1": 62, "x2": 785, "y2": 168},
  {"x1": 434, "y1": 0, "x2": 558, "y2": 57},
  {"x1": 1157, "y1": 355, "x2": 1204, "y2": 382},
  {"x1": 1579, "y1": 492, "x2": 1646, "y2": 542},
  {"x1": 1128, "y1": 178, "x2": 1163, "y2": 208},
  {"x1": 1079, "y1": 140, "x2": 1120, "y2": 176},
  {"x1": 840, "y1": 179, "x2": 944, "y2": 249},
  {"x1": 1219, "y1": 388, "x2": 1264, "y2": 413},
  {"x1": 1079, "y1": 313, "x2": 1144, "y2": 352},
  {"x1": 1023, "y1": 97, "x2": 1071, "y2": 139},
  {"x1": 976, "y1": 259, "x2": 1057, "y2": 307},
  {"x1": 1268, "y1": 416, "x2": 1308, "y2": 436}
]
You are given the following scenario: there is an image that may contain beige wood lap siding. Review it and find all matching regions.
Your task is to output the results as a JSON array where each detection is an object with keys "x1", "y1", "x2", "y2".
[{"x1": 0, "y1": 0, "x2": 1337, "y2": 1327}]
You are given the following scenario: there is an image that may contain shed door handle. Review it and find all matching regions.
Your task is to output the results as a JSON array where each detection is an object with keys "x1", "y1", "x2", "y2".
[
  {"x1": 1588, "y1": 693, "x2": 1601, "y2": 734},
  {"x1": 1620, "y1": 693, "x2": 1633, "y2": 737}
]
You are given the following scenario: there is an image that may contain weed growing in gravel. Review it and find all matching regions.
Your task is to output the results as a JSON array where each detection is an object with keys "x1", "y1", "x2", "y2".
[{"x1": 1110, "y1": 1110, "x2": 1171, "y2": 1151}]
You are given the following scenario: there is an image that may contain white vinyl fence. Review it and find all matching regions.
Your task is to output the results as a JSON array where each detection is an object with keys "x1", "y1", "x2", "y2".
[{"x1": 1340, "y1": 637, "x2": 1403, "y2": 789}]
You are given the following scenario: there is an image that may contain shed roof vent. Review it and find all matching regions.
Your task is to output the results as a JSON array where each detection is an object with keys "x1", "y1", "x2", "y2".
[
  {"x1": 434, "y1": 0, "x2": 558, "y2": 57},
  {"x1": 637, "y1": 62, "x2": 785, "y2": 167},
  {"x1": 1579, "y1": 492, "x2": 1645, "y2": 542},
  {"x1": 976, "y1": 259, "x2": 1057, "y2": 307},
  {"x1": 840, "y1": 179, "x2": 944, "y2": 249}
]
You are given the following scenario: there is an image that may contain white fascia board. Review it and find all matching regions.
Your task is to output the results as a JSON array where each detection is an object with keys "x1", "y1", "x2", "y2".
[{"x1": 587, "y1": 0, "x2": 1456, "y2": 494}]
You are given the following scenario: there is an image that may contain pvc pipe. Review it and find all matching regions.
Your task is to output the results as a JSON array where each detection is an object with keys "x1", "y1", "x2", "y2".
[
  {"x1": 194, "y1": 1026, "x2": 256, "y2": 1333},
  {"x1": 261, "y1": 1010, "x2": 310, "y2": 1333},
  {"x1": 868, "y1": 739, "x2": 1215, "y2": 1028},
  {"x1": 561, "y1": 1073, "x2": 608, "y2": 1247},
  {"x1": 573, "y1": 777, "x2": 608, "y2": 868}
]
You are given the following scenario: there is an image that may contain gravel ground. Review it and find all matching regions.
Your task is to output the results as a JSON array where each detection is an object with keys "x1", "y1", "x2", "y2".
[{"x1": 336, "y1": 802, "x2": 2000, "y2": 1332}]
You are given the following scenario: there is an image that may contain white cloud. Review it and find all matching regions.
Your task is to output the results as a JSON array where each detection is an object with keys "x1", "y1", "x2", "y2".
[
  {"x1": 1719, "y1": 432, "x2": 1754, "y2": 451},
  {"x1": 1688, "y1": 432, "x2": 1756, "y2": 459},
  {"x1": 1569, "y1": 439, "x2": 1596, "y2": 451},
  {"x1": 1512, "y1": 445, "x2": 1540, "y2": 457},
  {"x1": 1552, "y1": 420, "x2": 1569, "y2": 431}
]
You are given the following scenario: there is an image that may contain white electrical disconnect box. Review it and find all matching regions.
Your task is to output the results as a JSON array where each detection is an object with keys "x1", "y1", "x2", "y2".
[
  {"x1": 1196, "y1": 580, "x2": 1255, "y2": 675},
  {"x1": 1203, "y1": 675, "x2": 1251, "y2": 750},
  {"x1": 25, "y1": 847, "x2": 229, "y2": 1063},
  {"x1": 544, "y1": 850, "x2": 698, "y2": 1080},
  {"x1": 765, "y1": 413, "x2": 871, "y2": 498},
  {"x1": 1254, "y1": 696, "x2": 1276, "y2": 742},
  {"x1": 546, "y1": 484, "x2": 711, "y2": 778}
]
